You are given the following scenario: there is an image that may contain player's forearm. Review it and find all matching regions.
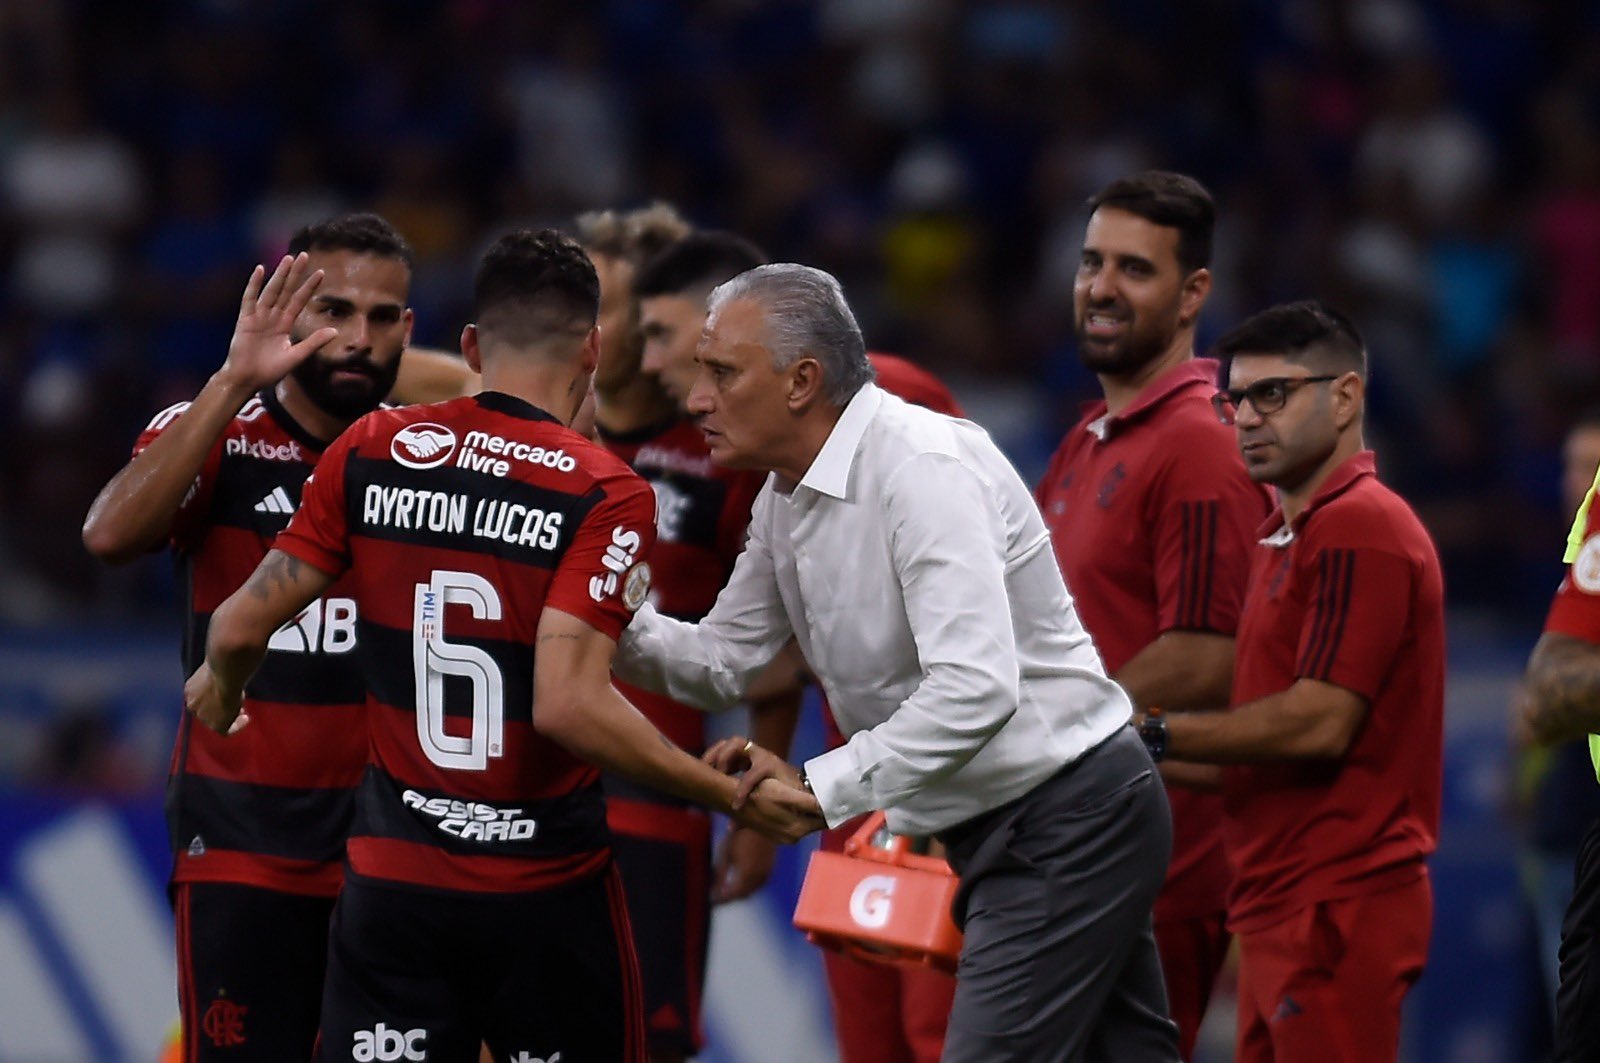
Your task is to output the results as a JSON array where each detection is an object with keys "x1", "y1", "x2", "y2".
[
  {"x1": 204, "y1": 602, "x2": 270, "y2": 703},
  {"x1": 536, "y1": 684, "x2": 738, "y2": 814},
  {"x1": 83, "y1": 370, "x2": 257, "y2": 562},
  {"x1": 1526, "y1": 632, "x2": 1600, "y2": 745}
]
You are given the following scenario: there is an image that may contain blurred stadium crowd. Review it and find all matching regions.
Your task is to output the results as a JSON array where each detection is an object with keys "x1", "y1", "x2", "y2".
[
  {"x1": 0, "y1": 2, "x2": 1596, "y2": 653},
  {"x1": 4, "y1": 0, "x2": 1600, "y2": 622}
]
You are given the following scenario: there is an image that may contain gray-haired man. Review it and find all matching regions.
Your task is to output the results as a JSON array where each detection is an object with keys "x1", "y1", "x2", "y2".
[{"x1": 613, "y1": 263, "x2": 1180, "y2": 1062}]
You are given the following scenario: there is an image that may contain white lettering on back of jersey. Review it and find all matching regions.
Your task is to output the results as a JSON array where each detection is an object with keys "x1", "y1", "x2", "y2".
[
  {"x1": 459, "y1": 431, "x2": 576, "y2": 474},
  {"x1": 362, "y1": 485, "x2": 469, "y2": 533},
  {"x1": 470, "y1": 499, "x2": 563, "y2": 550}
]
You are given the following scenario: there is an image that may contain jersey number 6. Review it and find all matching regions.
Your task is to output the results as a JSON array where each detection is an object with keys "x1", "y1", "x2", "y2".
[{"x1": 413, "y1": 570, "x2": 505, "y2": 771}]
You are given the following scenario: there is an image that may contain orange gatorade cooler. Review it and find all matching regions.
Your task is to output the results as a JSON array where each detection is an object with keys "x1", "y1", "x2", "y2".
[{"x1": 792, "y1": 811, "x2": 963, "y2": 974}]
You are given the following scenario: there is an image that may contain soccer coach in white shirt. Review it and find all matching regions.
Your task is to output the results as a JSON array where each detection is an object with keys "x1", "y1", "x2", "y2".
[{"x1": 614, "y1": 263, "x2": 1179, "y2": 1062}]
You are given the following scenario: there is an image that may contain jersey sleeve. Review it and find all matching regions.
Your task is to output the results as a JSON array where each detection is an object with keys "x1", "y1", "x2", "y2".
[
  {"x1": 547, "y1": 474, "x2": 659, "y2": 642},
  {"x1": 1151, "y1": 432, "x2": 1268, "y2": 636},
  {"x1": 133, "y1": 401, "x2": 224, "y2": 551},
  {"x1": 1547, "y1": 505, "x2": 1600, "y2": 644},
  {"x1": 274, "y1": 432, "x2": 355, "y2": 579},
  {"x1": 1291, "y1": 543, "x2": 1417, "y2": 700},
  {"x1": 715, "y1": 469, "x2": 764, "y2": 566}
]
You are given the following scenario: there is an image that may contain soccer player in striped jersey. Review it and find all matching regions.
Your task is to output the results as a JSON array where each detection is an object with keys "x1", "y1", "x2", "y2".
[
  {"x1": 183, "y1": 230, "x2": 812, "y2": 1063},
  {"x1": 83, "y1": 213, "x2": 415, "y2": 1062}
]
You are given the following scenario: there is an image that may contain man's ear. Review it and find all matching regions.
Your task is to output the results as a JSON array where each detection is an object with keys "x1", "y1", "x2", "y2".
[
  {"x1": 580, "y1": 325, "x2": 601, "y2": 375},
  {"x1": 1332, "y1": 371, "x2": 1365, "y2": 431},
  {"x1": 460, "y1": 324, "x2": 482, "y2": 374},
  {"x1": 785, "y1": 357, "x2": 825, "y2": 412},
  {"x1": 1178, "y1": 268, "x2": 1212, "y2": 328}
]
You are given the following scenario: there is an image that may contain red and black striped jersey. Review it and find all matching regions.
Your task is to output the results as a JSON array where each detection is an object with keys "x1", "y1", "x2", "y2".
[
  {"x1": 596, "y1": 417, "x2": 763, "y2": 762},
  {"x1": 276, "y1": 391, "x2": 657, "y2": 894},
  {"x1": 136, "y1": 388, "x2": 365, "y2": 897}
]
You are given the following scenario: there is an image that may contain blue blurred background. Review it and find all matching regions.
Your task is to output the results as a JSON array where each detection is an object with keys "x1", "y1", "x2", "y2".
[{"x1": 2, "y1": 1, "x2": 1598, "y2": 1059}]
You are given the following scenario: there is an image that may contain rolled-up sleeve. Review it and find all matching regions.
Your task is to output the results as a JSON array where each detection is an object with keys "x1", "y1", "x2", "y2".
[
  {"x1": 806, "y1": 453, "x2": 1020, "y2": 825},
  {"x1": 614, "y1": 489, "x2": 794, "y2": 712}
]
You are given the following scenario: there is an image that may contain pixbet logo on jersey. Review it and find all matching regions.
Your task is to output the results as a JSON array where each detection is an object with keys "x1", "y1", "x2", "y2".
[
  {"x1": 352, "y1": 1023, "x2": 427, "y2": 1061},
  {"x1": 392, "y1": 424, "x2": 457, "y2": 469},
  {"x1": 225, "y1": 436, "x2": 303, "y2": 462}
]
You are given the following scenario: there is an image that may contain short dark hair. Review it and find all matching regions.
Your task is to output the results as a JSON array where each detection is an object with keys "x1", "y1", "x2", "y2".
[
  {"x1": 575, "y1": 202, "x2": 694, "y2": 267},
  {"x1": 288, "y1": 212, "x2": 415, "y2": 269},
  {"x1": 473, "y1": 229, "x2": 600, "y2": 347},
  {"x1": 1213, "y1": 300, "x2": 1368, "y2": 378},
  {"x1": 634, "y1": 231, "x2": 768, "y2": 300},
  {"x1": 1086, "y1": 171, "x2": 1215, "y2": 274}
]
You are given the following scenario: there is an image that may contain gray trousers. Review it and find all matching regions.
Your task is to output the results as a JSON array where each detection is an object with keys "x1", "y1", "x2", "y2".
[{"x1": 936, "y1": 726, "x2": 1179, "y2": 1063}]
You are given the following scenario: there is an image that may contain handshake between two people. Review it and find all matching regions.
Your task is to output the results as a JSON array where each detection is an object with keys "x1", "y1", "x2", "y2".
[{"x1": 708, "y1": 736, "x2": 828, "y2": 846}]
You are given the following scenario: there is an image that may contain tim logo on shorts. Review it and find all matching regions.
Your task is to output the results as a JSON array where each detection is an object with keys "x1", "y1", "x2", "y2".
[{"x1": 352, "y1": 1023, "x2": 427, "y2": 1061}]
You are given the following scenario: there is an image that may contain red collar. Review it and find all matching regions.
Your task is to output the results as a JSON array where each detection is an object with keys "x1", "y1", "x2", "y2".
[
  {"x1": 1078, "y1": 358, "x2": 1220, "y2": 439},
  {"x1": 1257, "y1": 451, "x2": 1378, "y2": 542}
]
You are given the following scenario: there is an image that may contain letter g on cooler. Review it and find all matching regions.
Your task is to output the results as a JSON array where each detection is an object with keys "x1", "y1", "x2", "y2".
[
  {"x1": 392, "y1": 424, "x2": 457, "y2": 469},
  {"x1": 849, "y1": 874, "x2": 897, "y2": 930}
]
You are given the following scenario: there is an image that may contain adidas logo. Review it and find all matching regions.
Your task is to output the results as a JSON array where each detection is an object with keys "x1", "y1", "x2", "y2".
[
  {"x1": 187, "y1": 835, "x2": 205, "y2": 857},
  {"x1": 254, "y1": 487, "x2": 294, "y2": 515}
]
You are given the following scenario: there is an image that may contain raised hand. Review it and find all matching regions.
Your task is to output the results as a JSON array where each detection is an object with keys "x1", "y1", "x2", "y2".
[
  {"x1": 219, "y1": 254, "x2": 339, "y2": 391},
  {"x1": 183, "y1": 663, "x2": 251, "y2": 736}
]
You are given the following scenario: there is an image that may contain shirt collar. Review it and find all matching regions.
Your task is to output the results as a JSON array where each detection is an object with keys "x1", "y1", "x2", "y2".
[
  {"x1": 1256, "y1": 450, "x2": 1378, "y2": 544},
  {"x1": 473, "y1": 390, "x2": 561, "y2": 423},
  {"x1": 260, "y1": 387, "x2": 330, "y2": 453},
  {"x1": 1080, "y1": 358, "x2": 1221, "y2": 442},
  {"x1": 797, "y1": 384, "x2": 883, "y2": 500}
]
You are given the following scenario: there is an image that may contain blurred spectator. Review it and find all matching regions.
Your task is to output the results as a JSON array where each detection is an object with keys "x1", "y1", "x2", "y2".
[{"x1": 2, "y1": 83, "x2": 140, "y2": 317}]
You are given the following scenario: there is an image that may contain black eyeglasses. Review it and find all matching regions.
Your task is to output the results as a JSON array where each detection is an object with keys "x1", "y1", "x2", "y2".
[{"x1": 1211, "y1": 376, "x2": 1340, "y2": 425}]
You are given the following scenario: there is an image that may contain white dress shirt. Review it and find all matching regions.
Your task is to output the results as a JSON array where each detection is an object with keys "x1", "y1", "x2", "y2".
[{"x1": 614, "y1": 384, "x2": 1131, "y2": 836}]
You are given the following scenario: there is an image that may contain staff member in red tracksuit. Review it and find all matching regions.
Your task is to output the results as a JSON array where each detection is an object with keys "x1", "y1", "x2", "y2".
[
  {"x1": 1036, "y1": 171, "x2": 1267, "y2": 1059},
  {"x1": 1143, "y1": 301, "x2": 1444, "y2": 1063}
]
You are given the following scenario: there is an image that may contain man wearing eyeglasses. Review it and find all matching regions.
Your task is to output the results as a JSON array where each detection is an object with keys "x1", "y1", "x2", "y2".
[
  {"x1": 1036, "y1": 171, "x2": 1268, "y2": 1059},
  {"x1": 1139, "y1": 301, "x2": 1445, "y2": 1063}
]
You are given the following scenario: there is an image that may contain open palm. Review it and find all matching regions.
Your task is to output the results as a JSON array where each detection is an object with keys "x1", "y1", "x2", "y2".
[{"x1": 222, "y1": 253, "x2": 339, "y2": 390}]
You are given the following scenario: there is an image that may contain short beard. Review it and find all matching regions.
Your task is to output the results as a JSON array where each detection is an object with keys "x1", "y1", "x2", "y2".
[
  {"x1": 1073, "y1": 323, "x2": 1170, "y2": 377},
  {"x1": 288, "y1": 332, "x2": 400, "y2": 422}
]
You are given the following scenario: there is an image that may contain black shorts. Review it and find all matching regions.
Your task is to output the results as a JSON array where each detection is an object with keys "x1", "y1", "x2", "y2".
[
  {"x1": 173, "y1": 881, "x2": 335, "y2": 1063},
  {"x1": 609, "y1": 807, "x2": 712, "y2": 1057},
  {"x1": 315, "y1": 866, "x2": 645, "y2": 1063}
]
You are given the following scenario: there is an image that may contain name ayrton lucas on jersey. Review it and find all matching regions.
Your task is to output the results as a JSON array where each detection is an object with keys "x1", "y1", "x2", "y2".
[{"x1": 361, "y1": 483, "x2": 564, "y2": 550}]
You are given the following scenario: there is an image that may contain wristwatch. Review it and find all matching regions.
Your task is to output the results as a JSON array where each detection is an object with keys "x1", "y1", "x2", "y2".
[
  {"x1": 1137, "y1": 709, "x2": 1168, "y2": 763},
  {"x1": 798, "y1": 768, "x2": 814, "y2": 794}
]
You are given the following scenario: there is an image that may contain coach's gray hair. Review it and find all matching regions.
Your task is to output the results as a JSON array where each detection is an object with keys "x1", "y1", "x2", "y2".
[{"x1": 707, "y1": 264, "x2": 876, "y2": 406}]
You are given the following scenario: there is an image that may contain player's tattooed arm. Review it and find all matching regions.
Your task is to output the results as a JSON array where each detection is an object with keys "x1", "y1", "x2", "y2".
[
  {"x1": 1525, "y1": 631, "x2": 1600, "y2": 745},
  {"x1": 201, "y1": 550, "x2": 336, "y2": 708},
  {"x1": 245, "y1": 551, "x2": 307, "y2": 601}
]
